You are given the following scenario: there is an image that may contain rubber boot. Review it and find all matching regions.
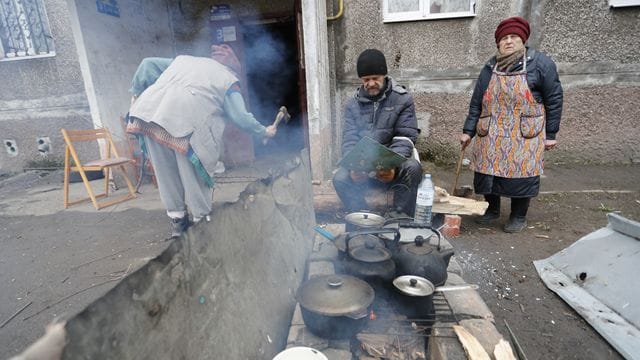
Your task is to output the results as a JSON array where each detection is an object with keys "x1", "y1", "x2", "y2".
[
  {"x1": 503, "y1": 198, "x2": 530, "y2": 233},
  {"x1": 170, "y1": 216, "x2": 191, "y2": 239},
  {"x1": 475, "y1": 194, "x2": 501, "y2": 224}
]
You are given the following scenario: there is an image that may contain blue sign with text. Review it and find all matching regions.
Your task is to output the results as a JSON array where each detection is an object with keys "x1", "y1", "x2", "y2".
[{"x1": 97, "y1": 0, "x2": 120, "y2": 18}]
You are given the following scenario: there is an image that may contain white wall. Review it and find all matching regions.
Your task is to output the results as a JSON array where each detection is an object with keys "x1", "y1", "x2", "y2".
[{"x1": 67, "y1": 0, "x2": 176, "y2": 144}]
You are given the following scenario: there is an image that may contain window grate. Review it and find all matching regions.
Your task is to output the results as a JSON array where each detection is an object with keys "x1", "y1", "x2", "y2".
[{"x1": 0, "y1": 0, "x2": 55, "y2": 61}]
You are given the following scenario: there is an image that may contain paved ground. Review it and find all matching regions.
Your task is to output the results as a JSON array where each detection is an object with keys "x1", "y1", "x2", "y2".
[
  {"x1": 434, "y1": 163, "x2": 640, "y2": 360},
  {"x1": 315, "y1": 163, "x2": 640, "y2": 360},
  {"x1": 0, "y1": 168, "x2": 257, "y2": 357},
  {"x1": 1, "y1": 163, "x2": 639, "y2": 359}
]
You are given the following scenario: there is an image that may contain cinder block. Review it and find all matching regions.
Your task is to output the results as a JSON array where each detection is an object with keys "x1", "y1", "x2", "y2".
[
  {"x1": 313, "y1": 234, "x2": 335, "y2": 252},
  {"x1": 291, "y1": 303, "x2": 304, "y2": 325},
  {"x1": 328, "y1": 338, "x2": 351, "y2": 350},
  {"x1": 458, "y1": 319, "x2": 507, "y2": 355},
  {"x1": 322, "y1": 348, "x2": 353, "y2": 359},
  {"x1": 324, "y1": 223, "x2": 345, "y2": 235},
  {"x1": 287, "y1": 324, "x2": 304, "y2": 345},
  {"x1": 428, "y1": 322, "x2": 467, "y2": 360},
  {"x1": 447, "y1": 257, "x2": 463, "y2": 276},
  {"x1": 307, "y1": 260, "x2": 335, "y2": 279},
  {"x1": 309, "y1": 237, "x2": 338, "y2": 261},
  {"x1": 444, "y1": 273, "x2": 494, "y2": 321},
  {"x1": 286, "y1": 324, "x2": 329, "y2": 349},
  {"x1": 445, "y1": 272, "x2": 466, "y2": 285}
]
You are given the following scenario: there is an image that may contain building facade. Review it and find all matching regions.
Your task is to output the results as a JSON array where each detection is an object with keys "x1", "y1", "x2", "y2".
[{"x1": 1, "y1": 0, "x2": 638, "y2": 182}]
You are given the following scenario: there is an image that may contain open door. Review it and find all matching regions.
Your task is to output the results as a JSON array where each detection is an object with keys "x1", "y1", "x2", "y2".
[{"x1": 295, "y1": 0, "x2": 309, "y2": 152}]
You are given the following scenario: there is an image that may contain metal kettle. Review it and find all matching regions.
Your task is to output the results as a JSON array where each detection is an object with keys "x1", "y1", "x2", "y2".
[{"x1": 391, "y1": 229, "x2": 454, "y2": 286}]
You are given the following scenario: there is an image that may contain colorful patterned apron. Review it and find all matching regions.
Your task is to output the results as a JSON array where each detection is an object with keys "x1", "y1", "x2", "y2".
[{"x1": 472, "y1": 55, "x2": 546, "y2": 178}]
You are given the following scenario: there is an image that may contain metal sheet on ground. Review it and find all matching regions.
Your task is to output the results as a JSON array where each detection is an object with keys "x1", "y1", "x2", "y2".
[{"x1": 534, "y1": 214, "x2": 640, "y2": 360}]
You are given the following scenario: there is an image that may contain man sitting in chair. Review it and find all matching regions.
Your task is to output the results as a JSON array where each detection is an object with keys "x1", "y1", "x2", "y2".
[{"x1": 333, "y1": 49, "x2": 423, "y2": 218}]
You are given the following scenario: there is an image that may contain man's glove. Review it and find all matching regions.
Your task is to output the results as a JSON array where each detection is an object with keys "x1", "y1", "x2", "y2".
[{"x1": 376, "y1": 168, "x2": 396, "y2": 183}]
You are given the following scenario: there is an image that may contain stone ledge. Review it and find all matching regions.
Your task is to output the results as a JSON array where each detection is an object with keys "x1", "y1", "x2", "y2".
[
  {"x1": 309, "y1": 234, "x2": 339, "y2": 261},
  {"x1": 443, "y1": 273, "x2": 495, "y2": 322},
  {"x1": 287, "y1": 224, "x2": 505, "y2": 360},
  {"x1": 447, "y1": 257, "x2": 463, "y2": 276},
  {"x1": 428, "y1": 322, "x2": 468, "y2": 360},
  {"x1": 307, "y1": 260, "x2": 335, "y2": 279},
  {"x1": 427, "y1": 319, "x2": 509, "y2": 360},
  {"x1": 458, "y1": 318, "x2": 506, "y2": 355},
  {"x1": 286, "y1": 324, "x2": 329, "y2": 349},
  {"x1": 322, "y1": 348, "x2": 353, "y2": 359},
  {"x1": 291, "y1": 303, "x2": 304, "y2": 326}
]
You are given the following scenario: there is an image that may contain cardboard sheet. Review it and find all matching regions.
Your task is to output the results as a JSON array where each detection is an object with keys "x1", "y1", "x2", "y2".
[{"x1": 337, "y1": 137, "x2": 407, "y2": 172}]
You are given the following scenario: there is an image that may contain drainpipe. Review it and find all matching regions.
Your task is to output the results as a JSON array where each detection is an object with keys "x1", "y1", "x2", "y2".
[{"x1": 327, "y1": 0, "x2": 343, "y2": 21}]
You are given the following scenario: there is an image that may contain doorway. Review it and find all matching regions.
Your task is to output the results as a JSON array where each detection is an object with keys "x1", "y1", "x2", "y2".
[{"x1": 241, "y1": 14, "x2": 306, "y2": 156}]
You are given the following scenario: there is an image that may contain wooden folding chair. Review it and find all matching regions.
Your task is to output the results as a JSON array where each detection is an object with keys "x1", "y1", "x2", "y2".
[{"x1": 61, "y1": 128, "x2": 137, "y2": 210}]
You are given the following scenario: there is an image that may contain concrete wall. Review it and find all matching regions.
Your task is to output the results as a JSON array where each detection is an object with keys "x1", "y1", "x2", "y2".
[
  {"x1": 62, "y1": 152, "x2": 315, "y2": 359},
  {"x1": 0, "y1": 0, "x2": 91, "y2": 172},
  {"x1": 327, "y1": 0, "x2": 640, "y2": 166},
  {"x1": 167, "y1": 0, "x2": 294, "y2": 57}
]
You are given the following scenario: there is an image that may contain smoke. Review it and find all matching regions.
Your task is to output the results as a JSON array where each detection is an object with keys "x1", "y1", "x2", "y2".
[
  {"x1": 242, "y1": 22, "x2": 304, "y2": 153},
  {"x1": 242, "y1": 25, "x2": 297, "y2": 123}
]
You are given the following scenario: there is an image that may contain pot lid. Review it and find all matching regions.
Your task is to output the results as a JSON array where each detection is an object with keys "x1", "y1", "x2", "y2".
[
  {"x1": 344, "y1": 212, "x2": 385, "y2": 227},
  {"x1": 398, "y1": 227, "x2": 436, "y2": 243},
  {"x1": 273, "y1": 347, "x2": 328, "y2": 360},
  {"x1": 335, "y1": 234, "x2": 384, "y2": 253},
  {"x1": 393, "y1": 275, "x2": 435, "y2": 297},
  {"x1": 349, "y1": 238, "x2": 392, "y2": 262},
  {"x1": 405, "y1": 236, "x2": 435, "y2": 255},
  {"x1": 296, "y1": 275, "x2": 374, "y2": 316}
]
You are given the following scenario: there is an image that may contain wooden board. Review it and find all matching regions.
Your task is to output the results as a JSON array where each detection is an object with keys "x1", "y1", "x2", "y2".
[
  {"x1": 433, "y1": 195, "x2": 488, "y2": 216},
  {"x1": 313, "y1": 183, "x2": 488, "y2": 216},
  {"x1": 493, "y1": 339, "x2": 517, "y2": 360},
  {"x1": 452, "y1": 325, "x2": 491, "y2": 360}
]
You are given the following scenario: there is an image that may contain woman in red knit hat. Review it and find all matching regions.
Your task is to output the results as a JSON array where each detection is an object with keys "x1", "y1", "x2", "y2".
[{"x1": 459, "y1": 16, "x2": 563, "y2": 233}]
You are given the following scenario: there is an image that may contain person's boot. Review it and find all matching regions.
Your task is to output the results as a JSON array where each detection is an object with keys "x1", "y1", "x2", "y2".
[
  {"x1": 503, "y1": 216, "x2": 527, "y2": 233},
  {"x1": 503, "y1": 198, "x2": 530, "y2": 233},
  {"x1": 475, "y1": 194, "x2": 501, "y2": 224},
  {"x1": 170, "y1": 216, "x2": 190, "y2": 238}
]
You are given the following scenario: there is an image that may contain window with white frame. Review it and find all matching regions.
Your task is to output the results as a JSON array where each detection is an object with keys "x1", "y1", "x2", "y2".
[
  {"x1": 0, "y1": 0, "x2": 55, "y2": 61},
  {"x1": 383, "y1": 0, "x2": 476, "y2": 23}
]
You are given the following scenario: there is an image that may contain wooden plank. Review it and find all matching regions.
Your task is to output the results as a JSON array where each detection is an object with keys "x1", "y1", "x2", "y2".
[
  {"x1": 313, "y1": 183, "x2": 488, "y2": 216},
  {"x1": 433, "y1": 198, "x2": 488, "y2": 216},
  {"x1": 493, "y1": 339, "x2": 517, "y2": 360},
  {"x1": 452, "y1": 325, "x2": 491, "y2": 360}
]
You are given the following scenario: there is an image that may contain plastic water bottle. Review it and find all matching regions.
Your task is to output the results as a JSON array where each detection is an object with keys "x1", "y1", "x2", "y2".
[{"x1": 414, "y1": 174, "x2": 434, "y2": 227}]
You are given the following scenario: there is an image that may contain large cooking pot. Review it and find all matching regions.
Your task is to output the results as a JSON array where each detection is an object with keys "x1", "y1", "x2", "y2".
[
  {"x1": 296, "y1": 274, "x2": 374, "y2": 339},
  {"x1": 392, "y1": 275, "x2": 478, "y2": 319},
  {"x1": 344, "y1": 211, "x2": 386, "y2": 232},
  {"x1": 391, "y1": 229, "x2": 454, "y2": 286}
]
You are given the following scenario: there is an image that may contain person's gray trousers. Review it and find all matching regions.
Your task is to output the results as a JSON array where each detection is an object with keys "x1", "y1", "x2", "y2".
[{"x1": 144, "y1": 136, "x2": 212, "y2": 220}]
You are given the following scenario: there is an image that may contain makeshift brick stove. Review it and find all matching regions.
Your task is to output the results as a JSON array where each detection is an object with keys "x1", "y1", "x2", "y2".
[{"x1": 283, "y1": 222, "x2": 499, "y2": 359}]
